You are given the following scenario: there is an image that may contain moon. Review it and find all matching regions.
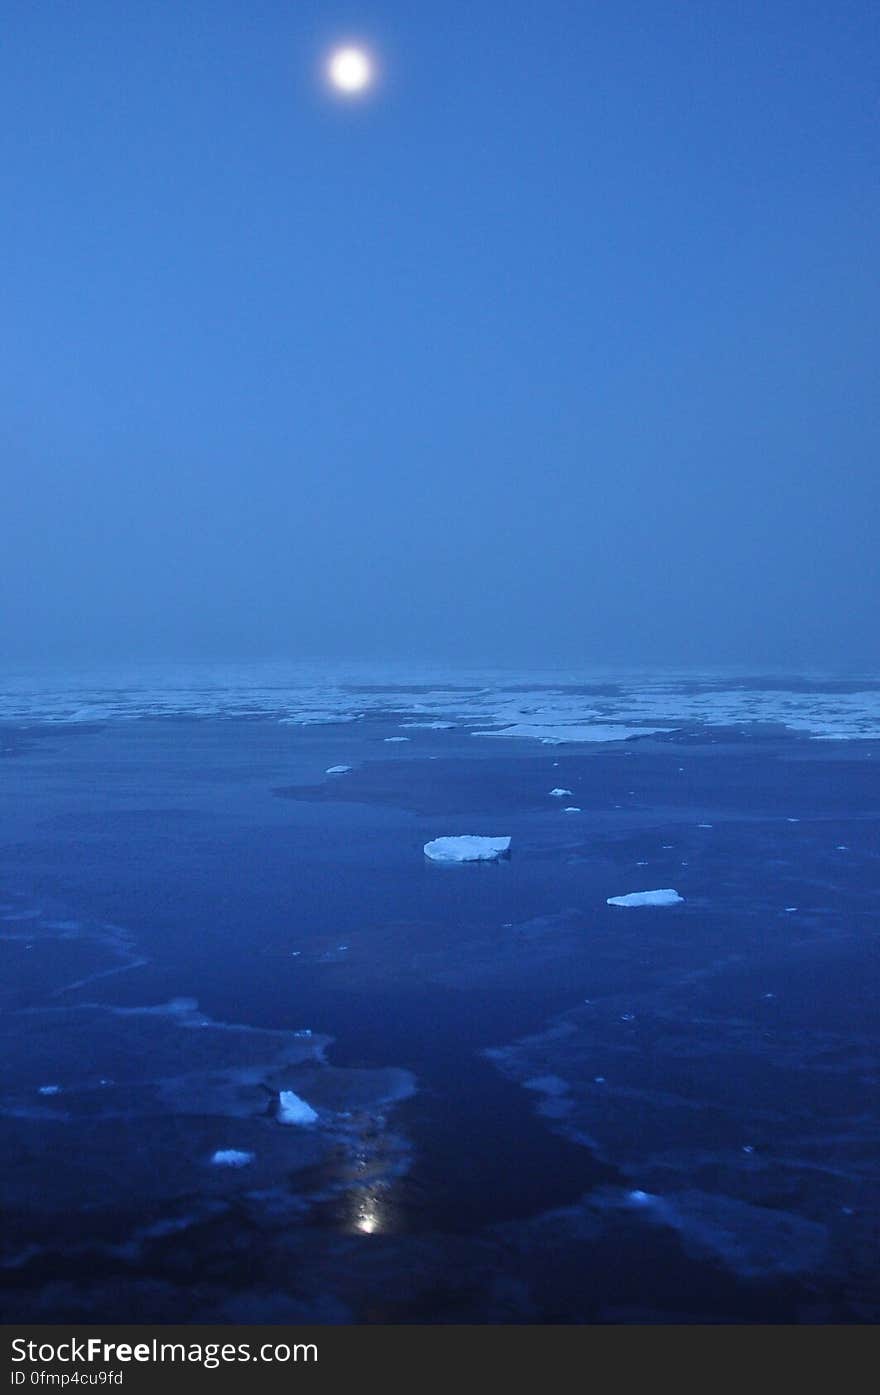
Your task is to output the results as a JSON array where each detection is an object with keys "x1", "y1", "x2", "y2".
[{"x1": 326, "y1": 46, "x2": 374, "y2": 96}]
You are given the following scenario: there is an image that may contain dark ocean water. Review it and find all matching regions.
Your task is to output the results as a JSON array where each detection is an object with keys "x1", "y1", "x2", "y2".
[{"x1": 0, "y1": 704, "x2": 878, "y2": 1322}]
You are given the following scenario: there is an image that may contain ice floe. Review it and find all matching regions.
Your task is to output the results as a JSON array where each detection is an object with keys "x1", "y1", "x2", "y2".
[
  {"x1": 278, "y1": 1091, "x2": 318, "y2": 1125},
  {"x1": 423, "y1": 836, "x2": 511, "y2": 864},
  {"x1": 475, "y1": 723, "x2": 667, "y2": 745},
  {"x1": 627, "y1": 1189, "x2": 656, "y2": 1207},
  {"x1": 325, "y1": 765, "x2": 351, "y2": 774},
  {"x1": 549, "y1": 788, "x2": 573, "y2": 797},
  {"x1": 400, "y1": 721, "x2": 455, "y2": 730},
  {"x1": 210, "y1": 1149, "x2": 254, "y2": 1168},
  {"x1": 607, "y1": 889, "x2": 684, "y2": 907}
]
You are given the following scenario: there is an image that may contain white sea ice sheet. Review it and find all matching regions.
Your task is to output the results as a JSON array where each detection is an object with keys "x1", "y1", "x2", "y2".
[
  {"x1": 4, "y1": 661, "x2": 880, "y2": 741},
  {"x1": 278, "y1": 1090, "x2": 318, "y2": 1125},
  {"x1": 424, "y1": 836, "x2": 511, "y2": 863},
  {"x1": 607, "y1": 889, "x2": 684, "y2": 907}
]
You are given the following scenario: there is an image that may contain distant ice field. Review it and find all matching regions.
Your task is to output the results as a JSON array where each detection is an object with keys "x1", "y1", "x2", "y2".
[{"x1": 1, "y1": 662, "x2": 880, "y2": 741}]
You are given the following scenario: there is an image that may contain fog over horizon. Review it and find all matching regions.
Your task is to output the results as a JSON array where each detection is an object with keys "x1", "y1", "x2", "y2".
[{"x1": 3, "y1": 2, "x2": 878, "y2": 672}]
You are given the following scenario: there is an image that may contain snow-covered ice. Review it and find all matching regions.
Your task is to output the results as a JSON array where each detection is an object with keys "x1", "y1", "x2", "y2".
[
  {"x1": 563, "y1": 807, "x2": 581, "y2": 813},
  {"x1": 383, "y1": 737, "x2": 410, "y2": 743},
  {"x1": 278, "y1": 1090, "x2": 318, "y2": 1125},
  {"x1": 325, "y1": 765, "x2": 351, "y2": 774},
  {"x1": 37, "y1": 1085, "x2": 61, "y2": 1096},
  {"x1": 549, "y1": 788, "x2": 573, "y2": 797},
  {"x1": 607, "y1": 889, "x2": 684, "y2": 908},
  {"x1": 424, "y1": 836, "x2": 511, "y2": 864}
]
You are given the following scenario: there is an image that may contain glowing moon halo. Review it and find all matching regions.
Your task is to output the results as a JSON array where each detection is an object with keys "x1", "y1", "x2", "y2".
[{"x1": 326, "y1": 46, "x2": 374, "y2": 95}]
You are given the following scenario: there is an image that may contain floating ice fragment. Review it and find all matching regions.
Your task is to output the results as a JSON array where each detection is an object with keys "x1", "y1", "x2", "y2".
[
  {"x1": 400, "y1": 721, "x2": 454, "y2": 730},
  {"x1": 785, "y1": 907, "x2": 798, "y2": 913},
  {"x1": 210, "y1": 1149, "x2": 254, "y2": 1168},
  {"x1": 607, "y1": 889, "x2": 683, "y2": 907},
  {"x1": 278, "y1": 1091, "x2": 318, "y2": 1125},
  {"x1": 424, "y1": 836, "x2": 511, "y2": 864},
  {"x1": 474, "y1": 723, "x2": 668, "y2": 744},
  {"x1": 383, "y1": 737, "x2": 409, "y2": 743},
  {"x1": 563, "y1": 806, "x2": 581, "y2": 813},
  {"x1": 325, "y1": 765, "x2": 351, "y2": 775},
  {"x1": 38, "y1": 1085, "x2": 61, "y2": 1096},
  {"x1": 549, "y1": 788, "x2": 573, "y2": 797},
  {"x1": 627, "y1": 1190, "x2": 655, "y2": 1207},
  {"x1": 698, "y1": 823, "x2": 713, "y2": 829}
]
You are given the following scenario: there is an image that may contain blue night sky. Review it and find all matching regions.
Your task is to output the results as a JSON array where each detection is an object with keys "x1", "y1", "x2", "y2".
[{"x1": 2, "y1": 1, "x2": 878, "y2": 666}]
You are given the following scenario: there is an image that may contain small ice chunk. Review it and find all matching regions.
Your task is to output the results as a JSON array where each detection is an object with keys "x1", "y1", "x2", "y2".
[
  {"x1": 607, "y1": 889, "x2": 684, "y2": 908},
  {"x1": 384, "y1": 737, "x2": 410, "y2": 742},
  {"x1": 698, "y1": 823, "x2": 713, "y2": 828},
  {"x1": 627, "y1": 1189, "x2": 655, "y2": 1207},
  {"x1": 210, "y1": 1149, "x2": 254, "y2": 1168},
  {"x1": 549, "y1": 788, "x2": 573, "y2": 797},
  {"x1": 400, "y1": 721, "x2": 454, "y2": 729},
  {"x1": 785, "y1": 906, "x2": 798, "y2": 913},
  {"x1": 325, "y1": 765, "x2": 351, "y2": 774},
  {"x1": 424, "y1": 836, "x2": 511, "y2": 863},
  {"x1": 563, "y1": 806, "x2": 581, "y2": 813},
  {"x1": 38, "y1": 1085, "x2": 61, "y2": 1096},
  {"x1": 278, "y1": 1090, "x2": 318, "y2": 1125}
]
